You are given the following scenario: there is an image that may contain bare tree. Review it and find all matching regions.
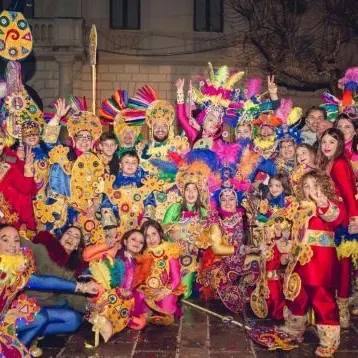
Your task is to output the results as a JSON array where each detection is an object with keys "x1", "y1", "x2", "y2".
[{"x1": 227, "y1": 0, "x2": 358, "y2": 93}]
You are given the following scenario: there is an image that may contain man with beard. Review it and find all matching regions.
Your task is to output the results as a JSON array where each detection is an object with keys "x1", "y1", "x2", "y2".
[{"x1": 134, "y1": 85, "x2": 190, "y2": 181}]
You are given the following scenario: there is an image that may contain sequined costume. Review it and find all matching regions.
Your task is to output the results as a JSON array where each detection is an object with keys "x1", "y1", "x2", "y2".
[
  {"x1": 136, "y1": 242, "x2": 184, "y2": 325},
  {"x1": 0, "y1": 247, "x2": 83, "y2": 351}
]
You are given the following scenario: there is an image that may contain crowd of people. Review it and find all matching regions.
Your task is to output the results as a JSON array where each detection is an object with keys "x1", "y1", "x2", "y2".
[{"x1": 1, "y1": 15, "x2": 358, "y2": 355}]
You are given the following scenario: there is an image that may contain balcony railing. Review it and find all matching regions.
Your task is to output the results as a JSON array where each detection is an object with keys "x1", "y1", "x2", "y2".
[{"x1": 29, "y1": 18, "x2": 85, "y2": 54}]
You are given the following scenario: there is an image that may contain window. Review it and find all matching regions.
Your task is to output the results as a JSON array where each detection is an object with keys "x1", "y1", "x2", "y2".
[
  {"x1": 194, "y1": 0, "x2": 223, "y2": 32},
  {"x1": 23, "y1": 0, "x2": 34, "y2": 18},
  {"x1": 4, "y1": 0, "x2": 34, "y2": 17},
  {"x1": 110, "y1": 0, "x2": 140, "y2": 30}
]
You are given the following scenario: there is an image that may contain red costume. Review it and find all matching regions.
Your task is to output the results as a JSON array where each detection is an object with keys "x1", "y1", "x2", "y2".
[
  {"x1": 328, "y1": 156, "x2": 358, "y2": 299},
  {"x1": 251, "y1": 237, "x2": 290, "y2": 320},
  {"x1": 285, "y1": 200, "x2": 344, "y2": 323},
  {"x1": 0, "y1": 161, "x2": 37, "y2": 230},
  {"x1": 283, "y1": 200, "x2": 344, "y2": 356},
  {"x1": 265, "y1": 241, "x2": 289, "y2": 320}
]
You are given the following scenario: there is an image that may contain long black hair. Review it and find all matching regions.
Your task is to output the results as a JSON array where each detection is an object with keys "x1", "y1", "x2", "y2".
[{"x1": 334, "y1": 113, "x2": 358, "y2": 154}]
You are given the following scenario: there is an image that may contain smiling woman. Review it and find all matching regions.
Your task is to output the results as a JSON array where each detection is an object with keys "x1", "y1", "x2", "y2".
[{"x1": 21, "y1": 227, "x2": 88, "y2": 313}]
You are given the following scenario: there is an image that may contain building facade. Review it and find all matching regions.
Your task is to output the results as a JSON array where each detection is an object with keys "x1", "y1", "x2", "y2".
[{"x1": 1, "y1": 0, "x2": 354, "y2": 110}]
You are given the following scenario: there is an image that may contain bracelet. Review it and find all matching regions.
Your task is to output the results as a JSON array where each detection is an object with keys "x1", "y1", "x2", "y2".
[{"x1": 177, "y1": 90, "x2": 184, "y2": 104}]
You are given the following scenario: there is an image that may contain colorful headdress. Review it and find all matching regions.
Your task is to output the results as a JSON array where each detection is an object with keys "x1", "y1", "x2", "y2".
[
  {"x1": 100, "y1": 89, "x2": 142, "y2": 140},
  {"x1": 252, "y1": 112, "x2": 282, "y2": 128},
  {"x1": 275, "y1": 99, "x2": 302, "y2": 144},
  {"x1": 175, "y1": 160, "x2": 212, "y2": 206},
  {"x1": 67, "y1": 96, "x2": 102, "y2": 141},
  {"x1": 208, "y1": 173, "x2": 248, "y2": 210},
  {"x1": 21, "y1": 120, "x2": 40, "y2": 137},
  {"x1": 129, "y1": 85, "x2": 175, "y2": 140},
  {"x1": 192, "y1": 62, "x2": 245, "y2": 126},
  {"x1": 321, "y1": 67, "x2": 358, "y2": 121},
  {"x1": 0, "y1": 11, "x2": 33, "y2": 61}
]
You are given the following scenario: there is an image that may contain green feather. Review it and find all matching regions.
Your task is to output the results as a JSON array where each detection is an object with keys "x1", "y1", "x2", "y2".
[{"x1": 214, "y1": 65, "x2": 229, "y2": 88}]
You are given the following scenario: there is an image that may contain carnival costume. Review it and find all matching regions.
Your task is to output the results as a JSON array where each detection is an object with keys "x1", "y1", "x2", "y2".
[
  {"x1": 100, "y1": 89, "x2": 143, "y2": 160},
  {"x1": 0, "y1": 247, "x2": 85, "y2": 353},
  {"x1": 250, "y1": 213, "x2": 292, "y2": 320},
  {"x1": 136, "y1": 241, "x2": 184, "y2": 325},
  {"x1": 35, "y1": 99, "x2": 104, "y2": 235},
  {"x1": 0, "y1": 152, "x2": 37, "y2": 230},
  {"x1": 282, "y1": 200, "x2": 344, "y2": 357},
  {"x1": 163, "y1": 160, "x2": 212, "y2": 298},
  {"x1": 85, "y1": 247, "x2": 146, "y2": 343},
  {"x1": 128, "y1": 85, "x2": 190, "y2": 180},
  {"x1": 176, "y1": 63, "x2": 245, "y2": 148}
]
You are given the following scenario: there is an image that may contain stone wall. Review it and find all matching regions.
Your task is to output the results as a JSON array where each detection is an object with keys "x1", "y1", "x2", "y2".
[{"x1": 26, "y1": 58, "x2": 324, "y2": 112}]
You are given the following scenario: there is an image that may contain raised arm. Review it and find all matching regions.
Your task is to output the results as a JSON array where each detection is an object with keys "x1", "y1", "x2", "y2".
[{"x1": 176, "y1": 78, "x2": 198, "y2": 144}]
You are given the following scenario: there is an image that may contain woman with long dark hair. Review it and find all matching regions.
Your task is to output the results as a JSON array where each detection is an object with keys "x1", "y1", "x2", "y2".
[
  {"x1": 318, "y1": 127, "x2": 358, "y2": 328},
  {"x1": 22, "y1": 226, "x2": 88, "y2": 313},
  {"x1": 136, "y1": 220, "x2": 183, "y2": 326},
  {"x1": 163, "y1": 181, "x2": 208, "y2": 298}
]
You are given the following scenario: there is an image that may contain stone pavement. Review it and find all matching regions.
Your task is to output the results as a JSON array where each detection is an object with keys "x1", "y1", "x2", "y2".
[{"x1": 41, "y1": 299, "x2": 358, "y2": 358}]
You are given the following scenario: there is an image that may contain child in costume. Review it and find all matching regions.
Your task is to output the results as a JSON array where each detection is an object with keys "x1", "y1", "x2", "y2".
[
  {"x1": 250, "y1": 215, "x2": 292, "y2": 320},
  {"x1": 137, "y1": 220, "x2": 184, "y2": 326},
  {"x1": 98, "y1": 151, "x2": 158, "y2": 233},
  {"x1": 290, "y1": 143, "x2": 316, "y2": 194},
  {"x1": 97, "y1": 131, "x2": 119, "y2": 175},
  {"x1": 282, "y1": 170, "x2": 344, "y2": 357},
  {"x1": 100, "y1": 89, "x2": 143, "y2": 158},
  {"x1": 86, "y1": 229, "x2": 147, "y2": 344},
  {"x1": 0, "y1": 224, "x2": 98, "y2": 357},
  {"x1": 163, "y1": 163, "x2": 209, "y2": 299},
  {"x1": 258, "y1": 173, "x2": 293, "y2": 221}
]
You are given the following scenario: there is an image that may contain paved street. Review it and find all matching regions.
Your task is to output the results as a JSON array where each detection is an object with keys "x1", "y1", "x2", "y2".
[{"x1": 41, "y1": 299, "x2": 358, "y2": 358}]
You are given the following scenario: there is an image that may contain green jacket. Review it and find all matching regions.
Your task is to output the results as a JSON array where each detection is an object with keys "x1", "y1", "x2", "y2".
[{"x1": 21, "y1": 238, "x2": 87, "y2": 313}]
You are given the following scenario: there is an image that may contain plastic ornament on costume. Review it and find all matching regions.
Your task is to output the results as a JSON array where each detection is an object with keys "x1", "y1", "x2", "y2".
[
  {"x1": 0, "y1": 193, "x2": 19, "y2": 224},
  {"x1": 0, "y1": 12, "x2": 44, "y2": 144},
  {"x1": 94, "y1": 172, "x2": 168, "y2": 233},
  {"x1": 0, "y1": 247, "x2": 38, "y2": 357},
  {"x1": 0, "y1": 11, "x2": 33, "y2": 61},
  {"x1": 128, "y1": 84, "x2": 190, "y2": 179},
  {"x1": 136, "y1": 242, "x2": 185, "y2": 325},
  {"x1": 88, "y1": 288, "x2": 134, "y2": 344},
  {"x1": 274, "y1": 99, "x2": 302, "y2": 145},
  {"x1": 177, "y1": 62, "x2": 245, "y2": 149}
]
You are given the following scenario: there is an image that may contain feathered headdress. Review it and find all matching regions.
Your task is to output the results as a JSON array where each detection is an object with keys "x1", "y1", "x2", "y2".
[
  {"x1": 275, "y1": 99, "x2": 302, "y2": 144},
  {"x1": 100, "y1": 89, "x2": 143, "y2": 140},
  {"x1": 321, "y1": 67, "x2": 358, "y2": 121},
  {"x1": 66, "y1": 96, "x2": 102, "y2": 141},
  {"x1": 208, "y1": 172, "x2": 248, "y2": 210},
  {"x1": 191, "y1": 62, "x2": 245, "y2": 126},
  {"x1": 128, "y1": 85, "x2": 175, "y2": 140}
]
